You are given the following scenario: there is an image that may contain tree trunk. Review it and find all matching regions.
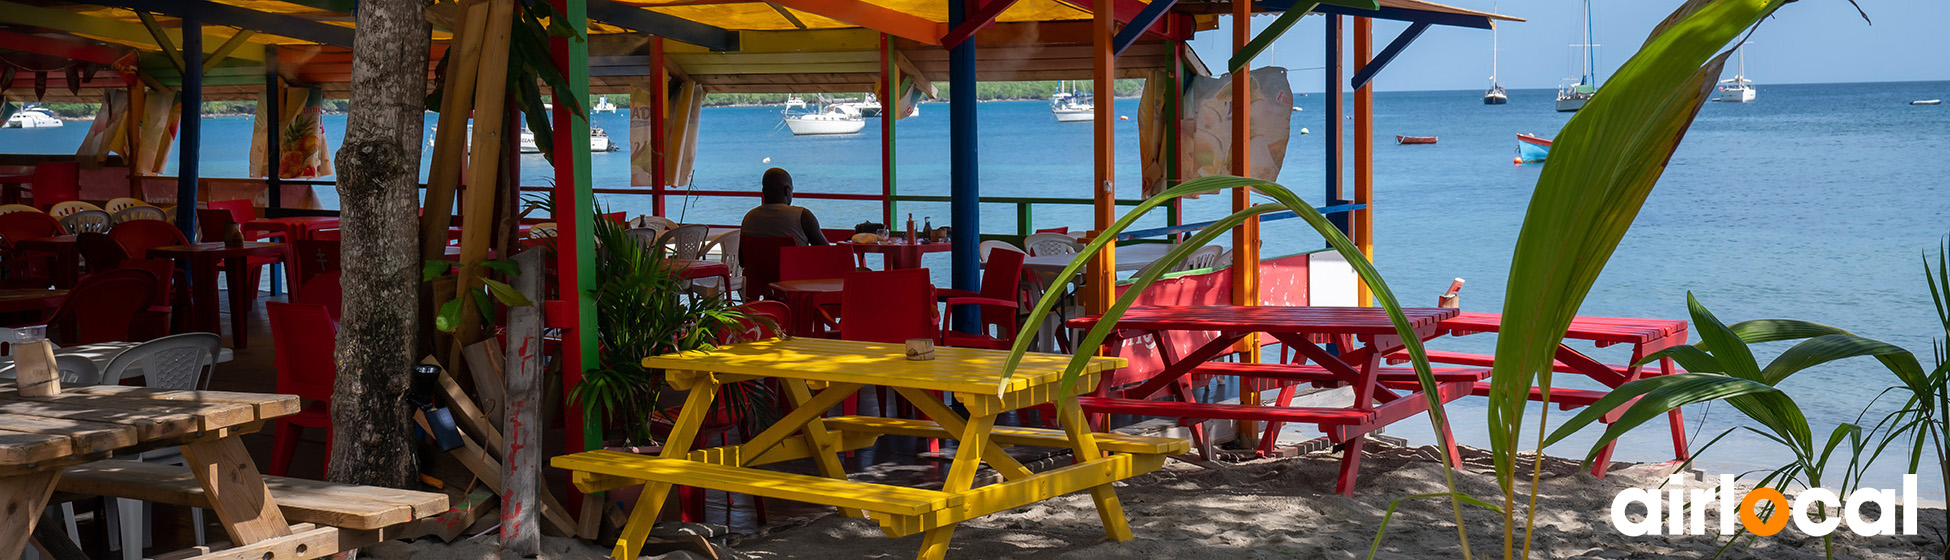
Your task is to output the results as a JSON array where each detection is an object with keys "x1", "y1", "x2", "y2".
[{"x1": 330, "y1": 0, "x2": 432, "y2": 489}]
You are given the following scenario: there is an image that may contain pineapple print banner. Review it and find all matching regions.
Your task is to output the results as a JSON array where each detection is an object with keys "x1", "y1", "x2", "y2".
[
  {"x1": 250, "y1": 85, "x2": 334, "y2": 179},
  {"x1": 1176, "y1": 67, "x2": 1293, "y2": 195}
]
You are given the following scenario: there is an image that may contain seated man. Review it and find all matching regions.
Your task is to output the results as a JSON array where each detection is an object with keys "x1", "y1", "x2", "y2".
[{"x1": 740, "y1": 167, "x2": 829, "y2": 246}]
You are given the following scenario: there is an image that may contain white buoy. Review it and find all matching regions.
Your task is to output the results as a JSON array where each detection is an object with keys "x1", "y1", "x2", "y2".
[
  {"x1": 763, "y1": 157, "x2": 772, "y2": 163},
  {"x1": 1299, "y1": 127, "x2": 1311, "y2": 135},
  {"x1": 1292, "y1": 106, "x2": 1302, "y2": 112}
]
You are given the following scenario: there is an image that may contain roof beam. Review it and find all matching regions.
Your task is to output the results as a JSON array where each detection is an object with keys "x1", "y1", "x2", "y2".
[
  {"x1": 765, "y1": 0, "x2": 944, "y2": 46},
  {"x1": 1348, "y1": 21, "x2": 1425, "y2": 90},
  {"x1": 1059, "y1": 0, "x2": 1186, "y2": 41},
  {"x1": 0, "y1": 1, "x2": 265, "y2": 62},
  {"x1": 1229, "y1": 0, "x2": 1376, "y2": 73},
  {"x1": 89, "y1": 0, "x2": 356, "y2": 47},
  {"x1": 939, "y1": 0, "x2": 1021, "y2": 49},
  {"x1": 1259, "y1": 0, "x2": 1496, "y2": 30},
  {"x1": 587, "y1": 0, "x2": 738, "y2": 51},
  {"x1": 0, "y1": 29, "x2": 135, "y2": 66},
  {"x1": 1108, "y1": 0, "x2": 1173, "y2": 56}
]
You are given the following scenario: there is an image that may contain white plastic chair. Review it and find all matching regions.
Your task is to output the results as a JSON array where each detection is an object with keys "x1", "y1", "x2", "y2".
[
  {"x1": 979, "y1": 240, "x2": 1022, "y2": 263},
  {"x1": 528, "y1": 222, "x2": 558, "y2": 239},
  {"x1": 0, "y1": 203, "x2": 41, "y2": 215},
  {"x1": 690, "y1": 231, "x2": 742, "y2": 299},
  {"x1": 105, "y1": 333, "x2": 222, "y2": 559},
  {"x1": 58, "y1": 209, "x2": 111, "y2": 233},
  {"x1": 110, "y1": 205, "x2": 169, "y2": 224},
  {"x1": 103, "y1": 197, "x2": 151, "y2": 214},
  {"x1": 48, "y1": 201, "x2": 104, "y2": 218},
  {"x1": 1022, "y1": 233, "x2": 1083, "y2": 257},
  {"x1": 658, "y1": 224, "x2": 710, "y2": 260}
]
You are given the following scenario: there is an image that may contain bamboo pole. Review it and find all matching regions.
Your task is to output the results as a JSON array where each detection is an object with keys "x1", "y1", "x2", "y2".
[
  {"x1": 421, "y1": 0, "x2": 490, "y2": 262},
  {"x1": 452, "y1": 0, "x2": 516, "y2": 350}
]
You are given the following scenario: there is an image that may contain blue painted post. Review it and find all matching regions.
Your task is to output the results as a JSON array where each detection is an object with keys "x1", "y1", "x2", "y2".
[
  {"x1": 1323, "y1": 14, "x2": 1350, "y2": 236},
  {"x1": 265, "y1": 45, "x2": 281, "y2": 212},
  {"x1": 177, "y1": 9, "x2": 201, "y2": 239},
  {"x1": 948, "y1": 0, "x2": 979, "y2": 333}
]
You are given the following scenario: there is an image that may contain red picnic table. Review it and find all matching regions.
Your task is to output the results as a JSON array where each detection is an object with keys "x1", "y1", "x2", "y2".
[
  {"x1": 1068, "y1": 305, "x2": 1481, "y2": 496},
  {"x1": 1388, "y1": 311, "x2": 1692, "y2": 476},
  {"x1": 840, "y1": 240, "x2": 950, "y2": 270}
]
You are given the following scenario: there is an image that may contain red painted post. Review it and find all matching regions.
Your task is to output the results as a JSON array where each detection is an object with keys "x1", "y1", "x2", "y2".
[{"x1": 650, "y1": 37, "x2": 667, "y2": 217}]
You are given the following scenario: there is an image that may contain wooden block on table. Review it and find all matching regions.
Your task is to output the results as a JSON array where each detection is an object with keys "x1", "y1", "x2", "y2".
[{"x1": 13, "y1": 340, "x2": 59, "y2": 397}]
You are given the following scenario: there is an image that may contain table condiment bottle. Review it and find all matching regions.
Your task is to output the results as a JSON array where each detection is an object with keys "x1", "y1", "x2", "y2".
[
  {"x1": 922, "y1": 217, "x2": 931, "y2": 241},
  {"x1": 906, "y1": 213, "x2": 916, "y2": 244},
  {"x1": 223, "y1": 224, "x2": 245, "y2": 248}
]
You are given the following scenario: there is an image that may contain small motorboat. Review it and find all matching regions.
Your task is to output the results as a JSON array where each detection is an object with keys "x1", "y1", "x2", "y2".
[
  {"x1": 1912, "y1": 100, "x2": 1942, "y2": 106},
  {"x1": 784, "y1": 105, "x2": 867, "y2": 135},
  {"x1": 1515, "y1": 133, "x2": 1552, "y2": 163},
  {"x1": 4, "y1": 105, "x2": 63, "y2": 128},
  {"x1": 1395, "y1": 135, "x2": 1437, "y2": 145}
]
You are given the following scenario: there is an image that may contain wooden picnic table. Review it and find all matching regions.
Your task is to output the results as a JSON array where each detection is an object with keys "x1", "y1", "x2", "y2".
[
  {"x1": 840, "y1": 240, "x2": 950, "y2": 270},
  {"x1": 0, "y1": 383, "x2": 445, "y2": 560},
  {"x1": 13, "y1": 235, "x2": 79, "y2": 289},
  {"x1": 0, "y1": 288, "x2": 66, "y2": 315},
  {"x1": 1396, "y1": 311, "x2": 1693, "y2": 475},
  {"x1": 553, "y1": 338, "x2": 1186, "y2": 560},
  {"x1": 148, "y1": 242, "x2": 286, "y2": 349},
  {"x1": 1068, "y1": 305, "x2": 1478, "y2": 496}
]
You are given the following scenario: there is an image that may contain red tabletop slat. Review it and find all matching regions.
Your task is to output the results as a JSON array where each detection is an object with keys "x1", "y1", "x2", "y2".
[
  {"x1": 1437, "y1": 311, "x2": 1686, "y2": 344},
  {"x1": 1068, "y1": 306, "x2": 1457, "y2": 336}
]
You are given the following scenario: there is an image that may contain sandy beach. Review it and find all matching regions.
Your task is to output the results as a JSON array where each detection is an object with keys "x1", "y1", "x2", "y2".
[{"x1": 367, "y1": 442, "x2": 1946, "y2": 559}]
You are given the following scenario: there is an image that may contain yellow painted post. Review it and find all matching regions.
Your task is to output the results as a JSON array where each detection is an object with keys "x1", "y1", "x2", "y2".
[
  {"x1": 1231, "y1": 0, "x2": 1262, "y2": 446},
  {"x1": 1087, "y1": 0, "x2": 1117, "y2": 316},
  {"x1": 1354, "y1": 17, "x2": 1375, "y2": 307}
]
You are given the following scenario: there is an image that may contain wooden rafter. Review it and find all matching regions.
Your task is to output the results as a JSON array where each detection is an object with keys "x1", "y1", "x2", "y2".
[
  {"x1": 0, "y1": 29, "x2": 134, "y2": 66},
  {"x1": 939, "y1": 0, "x2": 1023, "y2": 49},
  {"x1": 90, "y1": 0, "x2": 356, "y2": 47},
  {"x1": 203, "y1": 29, "x2": 258, "y2": 73},
  {"x1": 0, "y1": 1, "x2": 267, "y2": 62},
  {"x1": 764, "y1": 0, "x2": 944, "y2": 46}
]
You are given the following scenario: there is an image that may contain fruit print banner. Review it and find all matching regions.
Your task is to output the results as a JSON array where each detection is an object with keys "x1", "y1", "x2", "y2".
[
  {"x1": 1177, "y1": 67, "x2": 1293, "y2": 195},
  {"x1": 250, "y1": 84, "x2": 333, "y2": 179}
]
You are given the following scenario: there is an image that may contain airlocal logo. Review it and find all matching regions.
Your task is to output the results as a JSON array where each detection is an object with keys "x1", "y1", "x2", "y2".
[{"x1": 1610, "y1": 474, "x2": 1918, "y2": 537}]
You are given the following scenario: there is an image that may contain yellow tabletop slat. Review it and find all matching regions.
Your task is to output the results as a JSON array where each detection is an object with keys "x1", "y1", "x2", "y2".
[{"x1": 640, "y1": 338, "x2": 1125, "y2": 395}]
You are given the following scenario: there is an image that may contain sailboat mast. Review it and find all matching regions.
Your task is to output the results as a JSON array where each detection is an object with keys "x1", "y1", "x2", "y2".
[
  {"x1": 1490, "y1": 1, "x2": 1498, "y2": 85},
  {"x1": 1582, "y1": 0, "x2": 1596, "y2": 85}
]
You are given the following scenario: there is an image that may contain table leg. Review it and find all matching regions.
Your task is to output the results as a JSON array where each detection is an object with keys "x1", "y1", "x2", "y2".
[
  {"x1": 893, "y1": 388, "x2": 1034, "y2": 480},
  {"x1": 52, "y1": 248, "x2": 78, "y2": 289},
  {"x1": 914, "y1": 405, "x2": 1001, "y2": 560},
  {"x1": 1662, "y1": 355, "x2": 1690, "y2": 461},
  {"x1": 782, "y1": 381, "x2": 864, "y2": 519},
  {"x1": 222, "y1": 255, "x2": 255, "y2": 348},
  {"x1": 1055, "y1": 399, "x2": 1134, "y2": 542},
  {"x1": 0, "y1": 471, "x2": 60, "y2": 560},
  {"x1": 1335, "y1": 435, "x2": 1367, "y2": 496},
  {"x1": 613, "y1": 380, "x2": 720, "y2": 560},
  {"x1": 180, "y1": 437, "x2": 292, "y2": 545},
  {"x1": 188, "y1": 257, "x2": 221, "y2": 337}
]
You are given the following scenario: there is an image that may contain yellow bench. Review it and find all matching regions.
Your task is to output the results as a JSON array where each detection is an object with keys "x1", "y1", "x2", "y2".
[{"x1": 820, "y1": 416, "x2": 1191, "y2": 456}]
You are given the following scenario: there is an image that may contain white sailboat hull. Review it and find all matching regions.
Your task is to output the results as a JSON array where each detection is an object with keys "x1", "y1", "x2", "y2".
[
  {"x1": 1714, "y1": 86, "x2": 1756, "y2": 103},
  {"x1": 1554, "y1": 95, "x2": 1589, "y2": 113},
  {"x1": 1053, "y1": 109, "x2": 1093, "y2": 122},
  {"x1": 785, "y1": 117, "x2": 866, "y2": 135}
]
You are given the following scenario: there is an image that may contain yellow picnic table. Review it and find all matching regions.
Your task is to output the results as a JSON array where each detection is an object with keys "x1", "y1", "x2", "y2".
[{"x1": 552, "y1": 338, "x2": 1189, "y2": 560}]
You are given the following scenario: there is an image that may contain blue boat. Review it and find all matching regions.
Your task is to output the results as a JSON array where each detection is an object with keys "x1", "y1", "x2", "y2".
[{"x1": 1516, "y1": 133, "x2": 1552, "y2": 163}]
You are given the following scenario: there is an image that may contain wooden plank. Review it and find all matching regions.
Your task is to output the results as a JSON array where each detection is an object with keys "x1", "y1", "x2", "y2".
[
  {"x1": 178, "y1": 524, "x2": 339, "y2": 560},
  {"x1": 181, "y1": 436, "x2": 293, "y2": 545},
  {"x1": 432, "y1": 363, "x2": 505, "y2": 456},
  {"x1": 65, "y1": 385, "x2": 301, "y2": 420},
  {"x1": 0, "y1": 470, "x2": 61, "y2": 560},
  {"x1": 0, "y1": 414, "x2": 136, "y2": 454},
  {"x1": 499, "y1": 250, "x2": 543, "y2": 553},
  {"x1": 57, "y1": 460, "x2": 446, "y2": 531},
  {"x1": 420, "y1": 0, "x2": 486, "y2": 264},
  {"x1": 0, "y1": 388, "x2": 257, "y2": 433},
  {"x1": 461, "y1": 339, "x2": 506, "y2": 425},
  {"x1": 30, "y1": 508, "x2": 88, "y2": 560},
  {"x1": 0, "y1": 394, "x2": 197, "y2": 442},
  {"x1": 450, "y1": 0, "x2": 515, "y2": 351}
]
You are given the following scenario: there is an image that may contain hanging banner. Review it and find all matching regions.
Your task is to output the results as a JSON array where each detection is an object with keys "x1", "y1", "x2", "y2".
[
  {"x1": 250, "y1": 85, "x2": 333, "y2": 179},
  {"x1": 134, "y1": 88, "x2": 181, "y2": 176},
  {"x1": 1178, "y1": 67, "x2": 1292, "y2": 193},
  {"x1": 630, "y1": 78, "x2": 703, "y2": 188},
  {"x1": 1138, "y1": 70, "x2": 1169, "y2": 197},
  {"x1": 630, "y1": 80, "x2": 654, "y2": 186},
  {"x1": 76, "y1": 89, "x2": 130, "y2": 165}
]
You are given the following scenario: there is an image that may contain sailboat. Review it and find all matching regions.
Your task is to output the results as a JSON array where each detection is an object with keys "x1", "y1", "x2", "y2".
[
  {"x1": 1555, "y1": 0, "x2": 1599, "y2": 112},
  {"x1": 1050, "y1": 81, "x2": 1093, "y2": 122},
  {"x1": 1714, "y1": 44, "x2": 1756, "y2": 103},
  {"x1": 1483, "y1": 2, "x2": 1507, "y2": 105}
]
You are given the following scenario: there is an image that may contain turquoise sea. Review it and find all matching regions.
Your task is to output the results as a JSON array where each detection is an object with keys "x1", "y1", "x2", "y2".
[{"x1": 4, "y1": 80, "x2": 1947, "y2": 497}]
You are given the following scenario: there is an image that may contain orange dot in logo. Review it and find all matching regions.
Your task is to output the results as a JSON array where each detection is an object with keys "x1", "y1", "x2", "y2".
[{"x1": 1740, "y1": 489, "x2": 1791, "y2": 536}]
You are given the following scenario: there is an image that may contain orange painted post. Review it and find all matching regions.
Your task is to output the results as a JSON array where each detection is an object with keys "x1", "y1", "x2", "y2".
[
  {"x1": 1087, "y1": 0, "x2": 1116, "y2": 315},
  {"x1": 1353, "y1": 17, "x2": 1374, "y2": 306},
  {"x1": 1231, "y1": 0, "x2": 1262, "y2": 446},
  {"x1": 650, "y1": 38, "x2": 667, "y2": 217}
]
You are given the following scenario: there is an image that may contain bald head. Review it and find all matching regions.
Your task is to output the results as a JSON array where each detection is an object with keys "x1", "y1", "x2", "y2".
[{"x1": 762, "y1": 168, "x2": 793, "y2": 204}]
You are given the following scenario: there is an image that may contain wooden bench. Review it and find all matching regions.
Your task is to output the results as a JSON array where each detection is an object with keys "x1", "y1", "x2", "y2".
[
  {"x1": 56, "y1": 460, "x2": 447, "y2": 532},
  {"x1": 820, "y1": 416, "x2": 1191, "y2": 456}
]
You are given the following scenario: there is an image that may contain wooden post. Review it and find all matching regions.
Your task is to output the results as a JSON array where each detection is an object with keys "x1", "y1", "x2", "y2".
[
  {"x1": 1086, "y1": 0, "x2": 1115, "y2": 315},
  {"x1": 1353, "y1": 17, "x2": 1374, "y2": 307},
  {"x1": 649, "y1": 37, "x2": 666, "y2": 217},
  {"x1": 499, "y1": 250, "x2": 543, "y2": 555},
  {"x1": 1231, "y1": 0, "x2": 1262, "y2": 446},
  {"x1": 452, "y1": 0, "x2": 515, "y2": 348},
  {"x1": 421, "y1": 0, "x2": 489, "y2": 263},
  {"x1": 947, "y1": 0, "x2": 981, "y2": 331}
]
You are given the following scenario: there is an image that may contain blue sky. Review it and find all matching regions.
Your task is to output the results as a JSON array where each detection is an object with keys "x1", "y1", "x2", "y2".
[{"x1": 1185, "y1": 1, "x2": 1949, "y2": 93}]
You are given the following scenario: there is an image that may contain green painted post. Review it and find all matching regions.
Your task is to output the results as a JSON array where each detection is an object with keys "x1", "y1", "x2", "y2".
[{"x1": 1017, "y1": 202, "x2": 1033, "y2": 236}]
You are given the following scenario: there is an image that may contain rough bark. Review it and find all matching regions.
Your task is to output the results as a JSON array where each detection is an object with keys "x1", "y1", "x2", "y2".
[{"x1": 330, "y1": 0, "x2": 432, "y2": 489}]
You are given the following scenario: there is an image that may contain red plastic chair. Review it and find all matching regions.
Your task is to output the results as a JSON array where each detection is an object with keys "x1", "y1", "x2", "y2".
[
  {"x1": 29, "y1": 162, "x2": 79, "y2": 210},
  {"x1": 840, "y1": 268, "x2": 938, "y2": 343},
  {"x1": 725, "y1": 300, "x2": 790, "y2": 344},
  {"x1": 28, "y1": 268, "x2": 155, "y2": 344},
  {"x1": 197, "y1": 207, "x2": 280, "y2": 300},
  {"x1": 737, "y1": 235, "x2": 794, "y2": 301},
  {"x1": 117, "y1": 259, "x2": 180, "y2": 339},
  {"x1": 267, "y1": 302, "x2": 337, "y2": 478},
  {"x1": 108, "y1": 219, "x2": 191, "y2": 256},
  {"x1": 779, "y1": 245, "x2": 858, "y2": 282},
  {"x1": 295, "y1": 270, "x2": 343, "y2": 321},
  {"x1": 0, "y1": 211, "x2": 66, "y2": 288},
  {"x1": 291, "y1": 239, "x2": 341, "y2": 286},
  {"x1": 75, "y1": 232, "x2": 127, "y2": 274},
  {"x1": 938, "y1": 247, "x2": 1026, "y2": 349}
]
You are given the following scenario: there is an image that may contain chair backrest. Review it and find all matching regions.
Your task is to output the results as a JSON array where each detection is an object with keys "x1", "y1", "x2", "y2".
[
  {"x1": 626, "y1": 228, "x2": 661, "y2": 248},
  {"x1": 295, "y1": 270, "x2": 343, "y2": 321},
  {"x1": 108, "y1": 218, "x2": 191, "y2": 255},
  {"x1": 2, "y1": 354, "x2": 104, "y2": 386},
  {"x1": 49, "y1": 268, "x2": 156, "y2": 344},
  {"x1": 0, "y1": 204, "x2": 41, "y2": 215},
  {"x1": 1023, "y1": 233, "x2": 1083, "y2": 257},
  {"x1": 739, "y1": 235, "x2": 794, "y2": 300},
  {"x1": 75, "y1": 232, "x2": 127, "y2": 273},
  {"x1": 658, "y1": 224, "x2": 709, "y2": 260},
  {"x1": 197, "y1": 208, "x2": 243, "y2": 243},
  {"x1": 529, "y1": 222, "x2": 557, "y2": 239},
  {"x1": 706, "y1": 230, "x2": 742, "y2": 274},
  {"x1": 724, "y1": 300, "x2": 790, "y2": 343},
  {"x1": 110, "y1": 205, "x2": 170, "y2": 224},
  {"x1": 1034, "y1": 226, "x2": 1070, "y2": 234},
  {"x1": 840, "y1": 269, "x2": 936, "y2": 343},
  {"x1": 118, "y1": 258, "x2": 175, "y2": 306},
  {"x1": 979, "y1": 245, "x2": 1026, "y2": 301},
  {"x1": 30, "y1": 161, "x2": 80, "y2": 209},
  {"x1": 58, "y1": 209, "x2": 111, "y2": 234},
  {"x1": 1179, "y1": 245, "x2": 1226, "y2": 272},
  {"x1": 978, "y1": 240, "x2": 1021, "y2": 263},
  {"x1": 779, "y1": 244, "x2": 857, "y2": 283},
  {"x1": 292, "y1": 238, "x2": 341, "y2": 284},
  {"x1": 0, "y1": 210, "x2": 65, "y2": 244},
  {"x1": 48, "y1": 201, "x2": 103, "y2": 218},
  {"x1": 631, "y1": 215, "x2": 677, "y2": 231},
  {"x1": 102, "y1": 332, "x2": 221, "y2": 389},
  {"x1": 208, "y1": 199, "x2": 256, "y2": 226},
  {"x1": 103, "y1": 197, "x2": 150, "y2": 214},
  {"x1": 268, "y1": 302, "x2": 337, "y2": 403}
]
